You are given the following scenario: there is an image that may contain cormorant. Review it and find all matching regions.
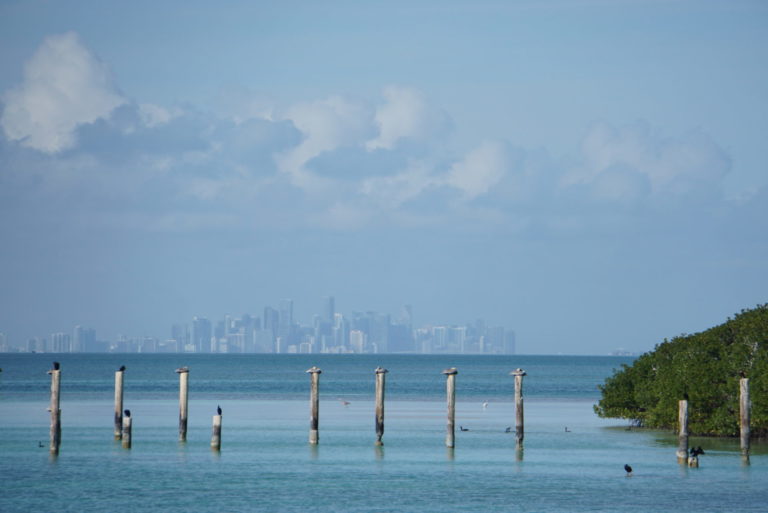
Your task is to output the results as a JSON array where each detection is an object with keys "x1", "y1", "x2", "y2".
[
  {"x1": 565, "y1": 426, "x2": 571, "y2": 432},
  {"x1": 52, "y1": 361, "x2": 60, "y2": 370},
  {"x1": 38, "y1": 441, "x2": 44, "y2": 448},
  {"x1": 217, "y1": 405, "x2": 222, "y2": 416},
  {"x1": 505, "y1": 426, "x2": 512, "y2": 433},
  {"x1": 624, "y1": 464, "x2": 633, "y2": 475},
  {"x1": 124, "y1": 409, "x2": 131, "y2": 417},
  {"x1": 119, "y1": 365, "x2": 126, "y2": 372},
  {"x1": 460, "y1": 426, "x2": 469, "y2": 432},
  {"x1": 690, "y1": 446, "x2": 705, "y2": 457}
]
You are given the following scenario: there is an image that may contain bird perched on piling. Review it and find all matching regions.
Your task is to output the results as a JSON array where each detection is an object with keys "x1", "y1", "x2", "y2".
[
  {"x1": 119, "y1": 365, "x2": 126, "y2": 371},
  {"x1": 124, "y1": 409, "x2": 131, "y2": 417},
  {"x1": 690, "y1": 446, "x2": 705, "y2": 457},
  {"x1": 175, "y1": 366, "x2": 189, "y2": 373},
  {"x1": 624, "y1": 464, "x2": 633, "y2": 476},
  {"x1": 217, "y1": 405, "x2": 222, "y2": 416},
  {"x1": 52, "y1": 361, "x2": 60, "y2": 370}
]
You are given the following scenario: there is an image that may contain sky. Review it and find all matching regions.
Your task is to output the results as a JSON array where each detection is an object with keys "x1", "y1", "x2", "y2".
[{"x1": 0, "y1": 0, "x2": 766, "y2": 354}]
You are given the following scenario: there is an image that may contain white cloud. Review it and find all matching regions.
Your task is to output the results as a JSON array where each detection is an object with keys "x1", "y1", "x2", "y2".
[
  {"x1": 445, "y1": 141, "x2": 509, "y2": 199},
  {"x1": 359, "y1": 159, "x2": 437, "y2": 208},
  {"x1": 366, "y1": 86, "x2": 448, "y2": 151},
  {"x1": 276, "y1": 95, "x2": 372, "y2": 189},
  {"x1": 138, "y1": 103, "x2": 178, "y2": 128},
  {"x1": 0, "y1": 32, "x2": 126, "y2": 153},
  {"x1": 571, "y1": 121, "x2": 730, "y2": 197}
]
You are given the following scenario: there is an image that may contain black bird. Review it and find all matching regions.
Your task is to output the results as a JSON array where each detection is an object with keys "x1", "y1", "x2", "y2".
[
  {"x1": 505, "y1": 426, "x2": 512, "y2": 433},
  {"x1": 690, "y1": 446, "x2": 705, "y2": 457},
  {"x1": 38, "y1": 441, "x2": 44, "y2": 448},
  {"x1": 124, "y1": 409, "x2": 131, "y2": 417},
  {"x1": 217, "y1": 405, "x2": 222, "y2": 416},
  {"x1": 564, "y1": 426, "x2": 571, "y2": 432},
  {"x1": 624, "y1": 464, "x2": 633, "y2": 475},
  {"x1": 459, "y1": 426, "x2": 469, "y2": 432},
  {"x1": 119, "y1": 365, "x2": 126, "y2": 372},
  {"x1": 52, "y1": 361, "x2": 60, "y2": 370}
]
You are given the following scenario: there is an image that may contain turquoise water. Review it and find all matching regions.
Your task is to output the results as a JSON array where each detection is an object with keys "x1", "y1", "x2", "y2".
[{"x1": 1, "y1": 354, "x2": 765, "y2": 512}]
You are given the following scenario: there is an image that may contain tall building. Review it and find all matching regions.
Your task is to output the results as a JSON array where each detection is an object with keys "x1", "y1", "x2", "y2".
[
  {"x1": 278, "y1": 299, "x2": 294, "y2": 344},
  {"x1": 191, "y1": 317, "x2": 212, "y2": 353},
  {"x1": 73, "y1": 325, "x2": 96, "y2": 352},
  {"x1": 321, "y1": 296, "x2": 335, "y2": 323},
  {"x1": 50, "y1": 332, "x2": 70, "y2": 352}
]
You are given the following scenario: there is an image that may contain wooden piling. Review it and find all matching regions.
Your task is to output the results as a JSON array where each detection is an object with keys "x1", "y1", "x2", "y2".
[
  {"x1": 740, "y1": 378, "x2": 750, "y2": 463},
  {"x1": 442, "y1": 368, "x2": 458, "y2": 448},
  {"x1": 114, "y1": 368, "x2": 124, "y2": 439},
  {"x1": 47, "y1": 365, "x2": 61, "y2": 455},
  {"x1": 122, "y1": 414, "x2": 132, "y2": 449},
  {"x1": 676, "y1": 399, "x2": 688, "y2": 464},
  {"x1": 211, "y1": 414, "x2": 222, "y2": 451},
  {"x1": 307, "y1": 366, "x2": 322, "y2": 444},
  {"x1": 511, "y1": 368, "x2": 526, "y2": 450},
  {"x1": 176, "y1": 367, "x2": 189, "y2": 442},
  {"x1": 374, "y1": 367, "x2": 388, "y2": 446}
]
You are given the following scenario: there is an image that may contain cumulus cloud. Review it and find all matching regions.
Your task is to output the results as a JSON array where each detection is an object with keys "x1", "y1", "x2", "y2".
[
  {"x1": 445, "y1": 141, "x2": 510, "y2": 199},
  {"x1": 366, "y1": 86, "x2": 449, "y2": 151},
  {"x1": 0, "y1": 32, "x2": 126, "y2": 153},
  {"x1": 570, "y1": 121, "x2": 730, "y2": 199},
  {"x1": 276, "y1": 95, "x2": 373, "y2": 190}
]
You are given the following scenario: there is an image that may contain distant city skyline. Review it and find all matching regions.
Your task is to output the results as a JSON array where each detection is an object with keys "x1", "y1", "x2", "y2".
[{"x1": 0, "y1": 296, "x2": 519, "y2": 355}]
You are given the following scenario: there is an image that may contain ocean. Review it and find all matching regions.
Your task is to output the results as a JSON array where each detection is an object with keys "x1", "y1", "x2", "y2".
[{"x1": 0, "y1": 354, "x2": 765, "y2": 512}]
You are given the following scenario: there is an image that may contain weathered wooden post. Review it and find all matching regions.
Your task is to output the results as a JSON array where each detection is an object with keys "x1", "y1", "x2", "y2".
[
  {"x1": 114, "y1": 366, "x2": 125, "y2": 439},
  {"x1": 122, "y1": 409, "x2": 132, "y2": 449},
  {"x1": 176, "y1": 366, "x2": 189, "y2": 442},
  {"x1": 442, "y1": 367, "x2": 458, "y2": 448},
  {"x1": 211, "y1": 405, "x2": 222, "y2": 451},
  {"x1": 307, "y1": 366, "x2": 322, "y2": 444},
  {"x1": 740, "y1": 378, "x2": 750, "y2": 463},
  {"x1": 511, "y1": 368, "x2": 526, "y2": 451},
  {"x1": 676, "y1": 399, "x2": 689, "y2": 464},
  {"x1": 374, "y1": 367, "x2": 388, "y2": 446},
  {"x1": 47, "y1": 362, "x2": 61, "y2": 455}
]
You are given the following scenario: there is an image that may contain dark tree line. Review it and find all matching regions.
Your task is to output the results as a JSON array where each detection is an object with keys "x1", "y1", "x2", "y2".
[{"x1": 595, "y1": 304, "x2": 768, "y2": 437}]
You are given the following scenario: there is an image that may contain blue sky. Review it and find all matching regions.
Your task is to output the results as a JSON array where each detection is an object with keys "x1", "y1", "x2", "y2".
[{"x1": 0, "y1": 0, "x2": 766, "y2": 354}]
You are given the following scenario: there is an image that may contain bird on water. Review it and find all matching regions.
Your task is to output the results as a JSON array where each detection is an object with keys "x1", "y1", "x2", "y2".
[
  {"x1": 624, "y1": 464, "x2": 633, "y2": 476},
  {"x1": 124, "y1": 409, "x2": 131, "y2": 417},
  {"x1": 505, "y1": 426, "x2": 512, "y2": 433},
  {"x1": 217, "y1": 405, "x2": 222, "y2": 416},
  {"x1": 460, "y1": 426, "x2": 469, "y2": 432}
]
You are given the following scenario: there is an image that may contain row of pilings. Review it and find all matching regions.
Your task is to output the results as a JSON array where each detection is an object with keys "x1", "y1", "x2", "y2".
[
  {"x1": 46, "y1": 364, "x2": 527, "y2": 455},
  {"x1": 46, "y1": 364, "x2": 753, "y2": 464}
]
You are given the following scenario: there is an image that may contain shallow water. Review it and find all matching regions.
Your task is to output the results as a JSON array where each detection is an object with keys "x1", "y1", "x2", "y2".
[{"x1": 1, "y1": 354, "x2": 765, "y2": 512}]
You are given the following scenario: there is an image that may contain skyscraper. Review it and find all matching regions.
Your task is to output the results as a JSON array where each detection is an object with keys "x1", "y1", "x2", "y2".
[
  {"x1": 278, "y1": 299, "x2": 294, "y2": 344},
  {"x1": 321, "y1": 296, "x2": 335, "y2": 323},
  {"x1": 191, "y1": 317, "x2": 212, "y2": 353}
]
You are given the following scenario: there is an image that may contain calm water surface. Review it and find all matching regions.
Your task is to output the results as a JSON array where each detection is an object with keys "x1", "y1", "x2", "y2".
[{"x1": 1, "y1": 354, "x2": 765, "y2": 512}]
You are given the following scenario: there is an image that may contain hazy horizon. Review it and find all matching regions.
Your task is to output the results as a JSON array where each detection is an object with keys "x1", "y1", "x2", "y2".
[{"x1": 1, "y1": 1, "x2": 766, "y2": 355}]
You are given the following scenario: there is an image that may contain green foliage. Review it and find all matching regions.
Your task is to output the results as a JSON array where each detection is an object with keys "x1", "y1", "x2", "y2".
[{"x1": 595, "y1": 304, "x2": 768, "y2": 436}]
